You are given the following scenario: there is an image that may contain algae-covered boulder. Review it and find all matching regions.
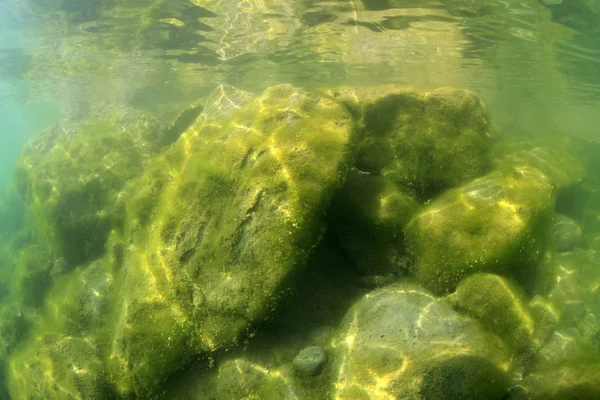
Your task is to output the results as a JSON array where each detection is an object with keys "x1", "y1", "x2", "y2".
[
  {"x1": 551, "y1": 214, "x2": 582, "y2": 252},
  {"x1": 546, "y1": 249, "x2": 600, "y2": 334},
  {"x1": 217, "y1": 358, "x2": 298, "y2": 400},
  {"x1": 405, "y1": 166, "x2": 555, "y2": 295},
  {"x1": 107, "y1": 84, "x2": 353, "y2": 396},
  {"x1": 516, "y1": 330, "x2": 600, "y2": 400},
  {"x1": 14, "y1": 105, "x2": 164, "y2": 265},
  {"x1": 7, "y1": 334, "x2": 111, "y2": 400},
  {"x1": 12, "y1": 243, "x2": 54, "y2": 308},
  {"x1": 5, "y1": 257, "x2": 117, "y2": 400},
  {"x1": 0, "y1": 303, "x2": 27, "y2": 360},
  {"x1": 329, "y1": 168, "x2": 419, "y2": 275},
  {"x1": 43, "y1": 258, "x2": 115, "y2": 338},
  {"x1": 332, "y1": 283, "x2": 510, "y2": 399},
  {"x1": 449, "y1": 273, "x2": 535, "y2": 355},
  {"x1": 491, "y1": 135, "x2": 585, "y2": 192},
  {"x1": 332, "y1": 85, "x2": 491, "y2": 197}
]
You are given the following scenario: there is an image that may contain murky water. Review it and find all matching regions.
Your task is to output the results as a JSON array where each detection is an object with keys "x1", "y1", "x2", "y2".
[{"x1": 1, "y1": 0, "x2": 600, "y2": 399}]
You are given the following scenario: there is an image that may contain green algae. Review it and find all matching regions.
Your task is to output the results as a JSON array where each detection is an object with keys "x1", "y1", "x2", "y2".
[
  {"x1": 104, "y1": 83, "x2": 353, "y2": 397},
  {"x1": 406, "y1": 166, "x2": 556, "y2": 295},
  {"x1": 13, "y1": 106, "x2": 165, "y2": 266}
]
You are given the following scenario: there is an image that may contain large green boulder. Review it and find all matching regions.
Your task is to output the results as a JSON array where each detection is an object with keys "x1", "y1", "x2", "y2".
[
  {"x1": 332, "y1": 85, "x2": 491, "y2": 198},
  {"x1": 405, "y1": 166, "x2": 555, "y2": 295},
  {"x1": 329, "y1": 168, "x2": 419, "y2": 275},
  {"x1": 332, "y1": 283, "x2": 510, "y2": 399},
  {"x1": 14, "y1": 105, "x2": 164, "y2": 265},
  {"x1": 106, "y1": 84, "x2": 354, "y2": 397}
]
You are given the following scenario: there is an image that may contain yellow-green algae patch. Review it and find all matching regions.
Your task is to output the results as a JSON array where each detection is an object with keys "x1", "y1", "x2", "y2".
[
  {"x1": 13, "y1": 105, "x2": 164, "y2": 265},
  {"x1": 106, "y1": 84, "x2": 354, "y2": 396},
  {"x1": 405, "y1": 166, "x2": 555, "y2": 295},
  {"x1": 329, "y1": 85, "x2": 491, "y2": 199}
]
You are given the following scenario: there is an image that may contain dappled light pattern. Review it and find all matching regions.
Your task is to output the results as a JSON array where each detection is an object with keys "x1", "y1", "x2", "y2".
[
  {"x1": 406, "y1": 166, "x2": 555, "y2": 294},
  {"x1": 332, "y1": 284, "x2": 510, "y2": 399},
  {"x1": 13, "y1": 105, "x2": 164, "y2": 265},
  {"x1": 106, "y1": 83, "x2": 353, "y2": 396},
  {"x1": 7, "y1": 334, "x2": 108, "y2": 399},
  {"x1": 218, "y1": 358, "x2": 300, "y2": 400}
]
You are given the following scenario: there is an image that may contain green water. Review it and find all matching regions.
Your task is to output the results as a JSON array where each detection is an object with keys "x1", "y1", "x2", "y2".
[{"x1": 2, "y1": 0, "x2": 600, "y2": 399}]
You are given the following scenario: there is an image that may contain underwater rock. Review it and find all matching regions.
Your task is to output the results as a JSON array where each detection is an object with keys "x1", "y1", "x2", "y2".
[
  {"x1": 551, "y1": 214, "x2": 582, "y2": 252},
  {"x1": 332, "y1": 85, "x2": 491, "y2": 198},
  {"x1": 546, "y1": 249, "x2": 600, "y2": 335},
  {"x1": 332, "y1": 283, "x2": 510, "y2": 399},
  {"x1": 217, "y1": 358, "x2": 297, "y2": 400},
  {"x1": 44, "y1": 258, "x2": 114, "y2": 337},
  {"x1": 405, "y1": 166, "x2": 555, "y2": 295},
  {"x1": 528, "y1": 295, "x2": 561, "y2": 350},
  {"x1": 515, "y1": 330, "x2": 600, "y2": 400},
  {"x1": 492, "y1": 141, "x2": 585, "y2": 192},
  {"x1": 12, "y1": 244, "x2": 54, "y2": 308},
  {"x1": 7, "y1": 334, "x2": 110, "y2": 400},
  {"x1": 292, "y1": 346, "x2": 327, "y2": 377},
  {"x1": 0, "y1": 303, "x2": 28, "y2": 361},
  {"x1": 421, "y1": 355, "x2": 511, "y2": 400},
  {"x1": 107, "y1": 84, "x2": 353, "y2": 397},
  {"x1": 449, "y1": 273, "x2": 535, "y2": 357},
  {"x1": 14, "y1": 104, "x2": 164, "y2": 265},
  {"x1": 329, "y1": 168, "x2": 419, "y2": 275}
]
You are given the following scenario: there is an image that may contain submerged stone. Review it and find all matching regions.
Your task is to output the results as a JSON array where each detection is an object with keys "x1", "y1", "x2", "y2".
[
  {"x1": 329, "y1": 168, "x2": 419, "y2": 275},
  {"x1": 405, "y1": 166, "x2": 555, "y2": 295},
  {"x1": 332, "y1": 283, "x2": 510, "y2": 400},
  {"x1": 546, "y1": 249, "x2": 600, "y2": 335},
  {"x1": 107, "y1": 84, "x2": 353, "y2": 396},
  {"x1": 12, "y1": 244, "x2": 54, "y2": 308},
  {"x1": 449, "y1": 273, "x2": 535, "y2": 355},
  {"x1": 517, "y1": 330, "x2": 600, "y2": 400},
  {"x1": 7, "y1": 334, "x2": 110, "y2": 400},
  {"x1": 14, "y1": 105, "x2": 164, "y2": 265},
  {"x1": 551, "y1": 214, "x2": 582, "y2": 252},
  {"x1": 332, "y1": 85, "x2": 491, "y2": 198},
  {"x1": 492, "y1": 135, "x2": 585, "y2": 192},
  {"x1": 217, "y1": 358, "x2": 297, "y2": 400}
]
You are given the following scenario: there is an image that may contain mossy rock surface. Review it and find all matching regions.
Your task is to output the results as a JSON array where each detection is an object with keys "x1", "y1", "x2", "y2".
[
  {"x1": 518, "y1": 330, "x2": 600, "y2": 400},
  {"x1": 329, "y1": 168, "x2": 419, "y2": 275},
  {"x1": 7, "y1": 333, "x2": 112, "y2": 400},
  {"x1": 43, "y1": 258, "x2": 115, "y2": 339},
  {"x1": 546, "y1": 249, "x2": 600, "y2": 333},
  {"x1": 491, "y1": 134, "x2": 585, "y2": 191},
  {"x1": 12, "y1": 243, "x2": 54, "y2": 308},
  {"x1": 405, "y1": 166, "x2": 555, "y2": 295},
  {"x1": 449, "y1": 273, "x2": 535, "y2": 353},
  {"x1": 332, "y1": 283, "x2": 510, "y2": 400},
  {"x1": 107, "y1": 83, "x2": 353, "y2": 397},
  {"x1": 551, "y1": 214, "x2": 582, "y2": 252},
  {"x1": 14, "y1": 105, "x2": 164, "y2": 265},
  {"x1": 331, "y1": 85, "x2": 491, "y2": 198}
]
